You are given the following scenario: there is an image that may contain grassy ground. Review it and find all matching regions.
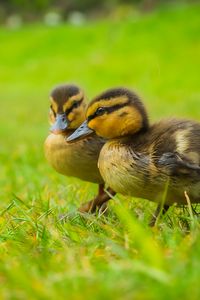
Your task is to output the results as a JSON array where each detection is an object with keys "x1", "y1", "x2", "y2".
[{"x1": 0, "y1": 3, "x2": 200, "y2": 299}]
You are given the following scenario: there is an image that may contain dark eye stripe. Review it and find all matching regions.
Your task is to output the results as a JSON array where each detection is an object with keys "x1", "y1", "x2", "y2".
[
  {"x1": 88, "y1": 101, "x2": 129, "y2": 122},
  {"x1": 106, "y1": 101, "x2": 129, "y2": 113},
  {"x1": 65, "y1": 98, "x2": 83, "y2": 115}
]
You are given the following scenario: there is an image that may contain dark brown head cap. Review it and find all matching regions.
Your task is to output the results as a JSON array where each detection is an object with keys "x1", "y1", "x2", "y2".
[{"x1": 51, "y1": 84, "x2": 81, "y2": 105}]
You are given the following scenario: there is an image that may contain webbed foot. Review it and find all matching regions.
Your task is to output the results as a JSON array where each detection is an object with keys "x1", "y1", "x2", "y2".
[{"x1": 78, "y1": 184, "x2": 116, "y2": 214}]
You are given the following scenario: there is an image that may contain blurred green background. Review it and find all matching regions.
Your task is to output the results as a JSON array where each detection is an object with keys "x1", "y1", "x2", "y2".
[{"x1": 0, "y1": 1, "x2": 200, "y2": 299}]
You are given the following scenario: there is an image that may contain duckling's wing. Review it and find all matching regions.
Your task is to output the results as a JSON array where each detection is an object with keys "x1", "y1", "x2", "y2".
[{"x1": 157, "y1": 152, "x2": 200, "y2": 176}]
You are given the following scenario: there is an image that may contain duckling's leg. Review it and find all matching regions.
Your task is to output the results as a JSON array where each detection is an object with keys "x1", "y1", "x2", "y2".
[
  {"x1": 78, "y1": 184, "x2": 116, "y2": 213},
  {"x1": 149, "y1": 204, "x2": 169, "y2": 227}
]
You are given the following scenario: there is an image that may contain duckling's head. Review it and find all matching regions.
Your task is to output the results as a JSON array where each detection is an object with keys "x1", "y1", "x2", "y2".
[
  {"x1": 67, "y1": 88, "x2": 149, "y2": 141},
  {"x1": 49, "y1": 84, "x2": 86, "y2": 134}
]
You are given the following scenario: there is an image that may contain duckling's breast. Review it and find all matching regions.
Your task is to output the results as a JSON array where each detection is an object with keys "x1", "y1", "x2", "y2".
[
  {"x1": 44, "y1": 133, "x2": 104, "y2": 183},
  {"x1": 98, "y1": 140, "x2": 154, "y2": 199}
]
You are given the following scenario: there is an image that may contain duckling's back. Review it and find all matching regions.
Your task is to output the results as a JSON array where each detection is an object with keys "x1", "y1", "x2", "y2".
[{"x1": 148, "y1": 118, "x2": 200, "y2": 166}]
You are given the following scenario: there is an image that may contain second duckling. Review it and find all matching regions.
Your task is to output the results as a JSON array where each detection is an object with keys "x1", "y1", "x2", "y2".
[{"x1": 44, "y1": 84, "x2": 115, "y2": 213}]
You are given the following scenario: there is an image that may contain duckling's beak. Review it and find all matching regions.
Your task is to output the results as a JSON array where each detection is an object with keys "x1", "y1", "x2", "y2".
[
  {"x1": 50, "y1": 113, "x2": 69, "y2": 134},
  {"x1": 67, "y1": 120, "x2": 93, "y2": 142}
]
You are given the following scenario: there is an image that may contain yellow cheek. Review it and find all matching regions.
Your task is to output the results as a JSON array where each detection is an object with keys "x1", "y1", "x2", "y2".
[
  {"x1": 50, "y1": 97, "x2": 58, "y2": 113},
  {"x1": 49, "y1": 111, "x2": 55, "y2": 125},
  {"x1": 89, "y1": 115, "x2": 120, "y2": 138},
  {"x1": 68, "y1": 109, "x2": 86, "y2": 129},
  {"x1": 68, "y1": 112, "x2": 75, "y2": 122}
]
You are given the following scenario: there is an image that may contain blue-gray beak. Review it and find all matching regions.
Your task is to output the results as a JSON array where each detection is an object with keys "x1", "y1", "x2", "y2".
[
  {"x1": 50, "y1": 113, "x2": 69, "y2": 134},
  {"x1": 66, "y1": 120, "x2": 94, "y2": 142}
]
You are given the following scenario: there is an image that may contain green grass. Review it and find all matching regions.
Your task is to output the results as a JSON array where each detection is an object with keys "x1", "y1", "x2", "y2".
[{"x1": 0, "y1": 3, "x2": 200, "y2": 299}]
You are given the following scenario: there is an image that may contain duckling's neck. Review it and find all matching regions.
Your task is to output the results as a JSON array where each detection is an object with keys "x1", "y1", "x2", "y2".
[
  {"x1": 136, "y1": 122, "x2": 149, "y2": 135},
  {"x1": 112, "y1": 122, "x2": 150, "y2": 142},
  {"x1": 57, "y1": 128, "x2": 78, "y2": 137},
  {"x1": 120, "y1": 110, "x2": 149, "y2": 139}
]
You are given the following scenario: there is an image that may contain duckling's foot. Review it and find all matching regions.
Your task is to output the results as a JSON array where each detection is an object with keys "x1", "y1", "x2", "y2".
[
  {"x1": 78, "y1": 184, "x2": 116, "y2": 214},
  {"x1": 78, "y1": 199, "x2": 108, "y2": 214},
  {"x1": 149, "y1": 204, "x2": 169, "y2": 227}
]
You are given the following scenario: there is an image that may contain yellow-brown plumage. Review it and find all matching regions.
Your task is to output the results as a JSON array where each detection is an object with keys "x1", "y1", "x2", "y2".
[
  {"x1": 67, "y1": 87, "x2": 200, "y2": 223},
  {"x1": 44, "y1": 84, "x2": 115, "y2": 212},
  {"x1": 45, "y1": 133, "x2": 103, "y2": 183},
  {"x1": 98, "y1": 119, "x2": 200, "y2": 205}
]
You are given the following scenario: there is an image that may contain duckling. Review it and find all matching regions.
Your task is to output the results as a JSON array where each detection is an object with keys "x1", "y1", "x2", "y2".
[
  {"x1": 44, "y1": 84, "x2": 115, "y2": 213},
  {"x1": 67, "y1": 87, "x2": 200, "y2": 225}
]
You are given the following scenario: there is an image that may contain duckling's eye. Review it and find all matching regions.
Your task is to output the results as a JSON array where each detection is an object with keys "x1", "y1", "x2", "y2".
[
  {"x1": 95, "y1": 107, "x2": 106, "y2": 116},
  {"x1": 72, "y1": 101, "x2": 79, "y2": 109}
]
